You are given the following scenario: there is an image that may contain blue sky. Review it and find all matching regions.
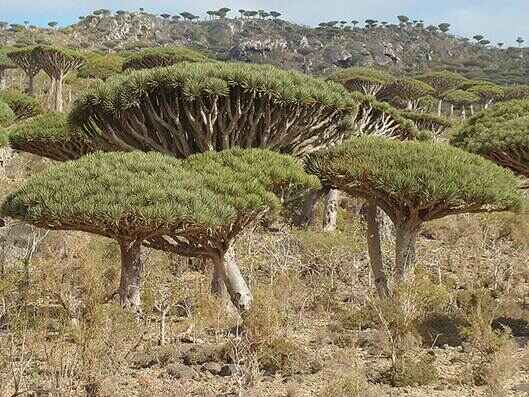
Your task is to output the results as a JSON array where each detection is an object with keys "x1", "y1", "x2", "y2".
[{"x1": 2, "y1": 0, "x2": 528, "y2": 46}]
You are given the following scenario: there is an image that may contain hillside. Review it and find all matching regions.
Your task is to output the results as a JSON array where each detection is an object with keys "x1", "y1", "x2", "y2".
[{"x1": 1, "y1": 11, "x2": 529, "y2": 84}]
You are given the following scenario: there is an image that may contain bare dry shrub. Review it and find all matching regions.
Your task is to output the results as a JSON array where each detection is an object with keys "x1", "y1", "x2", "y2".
[
  {"x1": 319, "y1": 359, "x2": 379, "y2": 397},
  {"x1": 458, "y1": 289, "x2": 517, "y2": 391}
]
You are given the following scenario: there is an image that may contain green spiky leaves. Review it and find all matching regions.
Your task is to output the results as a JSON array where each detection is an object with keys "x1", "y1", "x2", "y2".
[
  {"x1": 306, "y1": 137, "x2": 523, "y2": 221},
  {"x1": 2, "y1": 149, "x2": 319, "y2": 243},
  {"x1": 450, "y1": 99, "x2": 529, "y2": 177}
]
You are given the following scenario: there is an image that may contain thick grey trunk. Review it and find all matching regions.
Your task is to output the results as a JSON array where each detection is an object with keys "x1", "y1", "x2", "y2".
[
  {"x1": 27, "y1": 74, "x2": 35, "y2": 96},
  {"x1": 323, "y1": 189, "x2": 339, "y2": 232},
  {"x1": 394, "y1": 223, "x2": 419, "y2": 281},
  {"x1": 366, "y1": 200, "x2": 389, "y2": 298},
  {"x1": 296, "y1": 189, "x2": 322, "y2": 227},
  {"x1": 118, "y1": 239, "x2": 143, "y2": 314},
  {"x1": 0, "y1": 70, "x2": 6, "y2": 90},
  {"x1": 55, "y1": 75, "x2": 64, "y2": 112},
  {"x1": 211, "y1": 246, "x2": 252, "y2": 311}
]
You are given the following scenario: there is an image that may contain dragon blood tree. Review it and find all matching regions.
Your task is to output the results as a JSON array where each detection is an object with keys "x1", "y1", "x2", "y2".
[
  {"x1": 122, "y1": 47, "x2": 210, "y2": 71},
  {"x1": 32, "y1": 46, "x2": 85, "y2": 112},
  {"x1": 416, "y1": 71, "x2": 468, "y2": 115},
  {"x1": 69, "y1": 62, "x2": 356, "y2": 158},
  {"x1": 443, "y1": 89, "x2": 479, "y2": 119},
  {"x1": 2, "y1": 149, "x2": 319, "y2": 312},
  {"x1": 399, "y1": 110, "x2": 453, "y2": 139},
  {"x1": 327, "y1": 67, "x2": 394, "y2": 97},
  {"x1": 466, "y1": 83, "x2": 504, "y2": 111},
  {"x1": 378, "y1": 78, "x2": 435, "y2": 110},
  {"x1": 9, "y1": 62, "x2": 350, "y2": 307},
  {"x1": 7, "y1": 47, "x2": 41, "y2": 96},
  {"x1": 0, "y1": 48, "x2": 17, "y2": 90},
  {"x1": 305, "y1": 137, "x2": 522, "y2": 297},
  {"x1": 450, "y1": 99, "x2": 529, "y2": 180}
]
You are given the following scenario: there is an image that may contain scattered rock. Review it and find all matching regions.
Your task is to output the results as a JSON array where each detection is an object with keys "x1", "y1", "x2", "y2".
[
  {"x1": 183, "y1": 344, "x2": 227, "y2": 365},
  {"x1": 219, "y1": 364, "x2": 242, "y2": 377},
  {"x1": 202, "y1": 361, "x2": 223, "y2": 375},
  {"x1": 166, "y1": 364, "x2": 197, "y2": 380}
]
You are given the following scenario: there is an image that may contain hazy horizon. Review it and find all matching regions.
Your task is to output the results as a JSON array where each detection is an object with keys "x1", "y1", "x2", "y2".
[{"x1": 2, "y1": 0, "x2": 528, "y2": 47}]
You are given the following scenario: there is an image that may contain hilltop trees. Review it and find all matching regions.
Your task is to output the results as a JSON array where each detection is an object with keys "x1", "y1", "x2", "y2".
[
  {"x1": 305, "y1": 137, "x2": 522, "y2": 297},
  {"x1": 450, "y1": 99, "x2": 529, "y2": 179},
  {"x1": 122, "y1": 47, "x2": 209, "y2": 70},
  {"x1": 2, "y1": 149, "x2": 318, "y2": 312}
]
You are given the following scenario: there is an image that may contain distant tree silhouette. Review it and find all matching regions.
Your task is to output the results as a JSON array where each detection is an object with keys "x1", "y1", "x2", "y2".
[
  {"x1": 397, "y1": 15, "x2": 409, "y2": 24},
  {"x1": 438, "y1": 23, "x2": 450, "y2": 33}
]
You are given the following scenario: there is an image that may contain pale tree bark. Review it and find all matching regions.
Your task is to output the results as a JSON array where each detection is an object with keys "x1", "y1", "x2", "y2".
[
  {"x1": 437, "y1": 99, "x2": 443, "y2": 116},
  {"x1": 366, "y1": 200, "x2": 389, "y2": 298},
  {"x1": 55, "y1": 74, "x2": 64, "y2": 112},
  {"x1": 27, "y1": 73, "x2": 35, "y2": 96},
  {"x1": 0, "y1": 70, "x2": 6, "y2": 90},
  {"x1": 211, "y1": 245, "x2": 252, "y2": 311},
  {"x1": 461, "y1": 106, "x2": 466, "y2": 120},
  {"x1": 394, "y1": 223, "x2": 419, "y2": 281},
  {"x1": 323, "y1": 189, "x2": 339, "y2": 232},
  {"x1": 118, "y1": 239, "x2": 143, "y2": 314},
  {"x1": 296, "y1": 189, "x2": 323, "y2": 227}
]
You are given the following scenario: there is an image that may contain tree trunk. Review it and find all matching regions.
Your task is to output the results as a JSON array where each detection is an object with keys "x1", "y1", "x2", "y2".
[
  {"x1": 0, "y1": 70, "x2": 5, "y2": 90},
  {"x1": 159, "y1": 310, "x2": 167, "y2": 346},
  {"x1": 450, "y1": 104, "x2": 454, "y2": 118},
  {"x1": 470, "y1": 104, "x2": 474, "y2": 116},
  {"x1": 437, "y1": 99, "x2": 443, "y2": 116},
  {"x1": 296, "y1": 189, "x2": 322, "y2": 227},
  {"x1": 211, "y1": 245, "x2": 252, "y2": 311},
  {"x1": 27, "y1": 73, "x2": 35, "y2": 96},
  {"x1": 118, "y1": 239, "x2": 143, "y2": 314},
  {"x1": 461, "y1": 106, "x2": 466, "y2": 120},
  {"x1": 366, "y1": 200, "x2": 389, "y2": 298},
  {"x1": 55, "y1": 74, "x2": 64, "y2": 112},
  {"x1": 394, "y1": 223, "x2": 419, "y2": 281},
  {"x1": 323, "y1": 189, "x2": 339, "y2": 232}
]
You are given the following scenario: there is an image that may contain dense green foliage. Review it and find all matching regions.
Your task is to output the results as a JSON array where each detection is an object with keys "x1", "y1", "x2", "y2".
[
  {"x1": 78, "y1": 51, "x2": 123, "y2": 80},
  {"x1": 379, "y1": 78, "x2": 435, "y2": 102},
  {"x1": 305, "y1": 137, "x2": 522, "y2": 220},
  {"x1": 72, "y1": 62, "x2": 354, "y2": 115},
  {"x1": 328, "y1": 67, "x2": 394, "y2": 94},
  {"x1": 2, "y1": 149, "x2": 319, "y2": 238},
  {"x1": 416, "y1": 71, "x2": 467, "y2": 94},
  {"x1": 450, "y1": 100, "x2": 529, "y2": 177},
  {"x1": 0, "y1": 89, "x2": 43, "y2": 120},
  {"x1": 69, "y1": 62, "x2": 357, "y2": 158},
  {"x1": 122, "y1": 47, "x2": 209, "y2": 71},
  {"x1": 0, "y1": 100, "x2": 15, "y2": 127},
  {"x1": 443, "y1": 89, "x2": 480, "y2": 106},
  {"x1": 399, "y1": 110, "x2": 453, "y2": 134},
  {"x1": 0, "y1": 48, "x2": 16, "y2": 69},
  {"x1": 5, "y1": 112, "x2": 109, "y2": 161}
]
